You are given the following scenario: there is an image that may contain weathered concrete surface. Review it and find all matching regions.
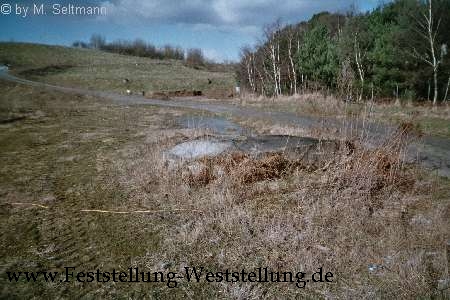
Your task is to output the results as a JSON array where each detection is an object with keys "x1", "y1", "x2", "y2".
[{"x1": 168, "y1": 139, "x2": 233, "y2": 160}]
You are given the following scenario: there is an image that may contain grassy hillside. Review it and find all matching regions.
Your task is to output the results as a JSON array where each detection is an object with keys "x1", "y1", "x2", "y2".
[{"x1": 0, "y1": 42, "x2": 235, "y2": 95}]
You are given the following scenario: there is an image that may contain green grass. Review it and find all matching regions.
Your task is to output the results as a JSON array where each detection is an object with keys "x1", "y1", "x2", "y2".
[{"x1": 0, "y1": 42, "x2": 235, "y2": 94}]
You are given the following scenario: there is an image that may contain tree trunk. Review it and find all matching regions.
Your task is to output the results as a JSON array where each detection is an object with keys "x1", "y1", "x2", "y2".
[
  {"x1": 288, "y1": 36, "x2": 297, "y2": 95},
  {"x1": 444, "y1": 76, "x2": 450, "y2": 102},
  {"x1": 433, "y1": 68, "x2": 438, "y2": 105},
  {"x1": 246, "y1": 54, "x2": 256, "y2": 93},
  {"x1": 427, "y1": 0, "x2": 439, "y2": 105},
  {"x1": 277, "y1": 42, "x2": 281, "y2": 96},
  {"x1": 412, "y1": 0, "x2": 443, "y2": 105},
  {"x1": 354, "y1": 35, "x2": 365, "y2": 102},
  {"x1": 395, "y1": 84, "x2": 400, "y2": 106},
  {"x1": 270, "y1": 44, "x2": 279, "y2": 96}
]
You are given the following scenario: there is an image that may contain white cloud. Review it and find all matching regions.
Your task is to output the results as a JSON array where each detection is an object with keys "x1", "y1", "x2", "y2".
[{"x1": 100, "y1": 0, "x2": 368, "y2": 28}]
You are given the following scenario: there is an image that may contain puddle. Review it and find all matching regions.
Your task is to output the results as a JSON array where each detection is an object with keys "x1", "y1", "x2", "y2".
[
  {"x1": 166, "y1": 134, "x2": 334, "y2": 161},
  {"x1": 178, "y1": 116, "x2": 244, "y2": 136}
]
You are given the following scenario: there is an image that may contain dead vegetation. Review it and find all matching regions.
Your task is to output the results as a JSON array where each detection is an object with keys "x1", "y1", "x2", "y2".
[
  {"x1": 1, "y1": 80, "x2": 449, "y2": 298},
  {"x1": 148, "y1": 89, "x2": 204, "y2": 100},
  {"x1": 240, "y1": 92, "x2": 355, "y2": 117},
  {"x1": 181, "y1": 141, "x2": 340, "y2": 188},
  {"x1": 147, "y1": 87, "x2": 238, "y2": 101},
  {"x1": 193, "y1": 152, "x2": 297, "y2": 186},
  {"x1": 227, "y1": 153, "x2": 293, "y2": 184},
  {"x1": 118, "y1": 119, "x2": 449, "y2": 298},
  {"x1": 334, "y1": 124, "x2": 419, "y2": 195},
  {"x1": 238, "y1": 92, "x2": 450, "y2": 139},
  {"x1": 181, "y1": 120, "x2": 418, "y2": 195}
]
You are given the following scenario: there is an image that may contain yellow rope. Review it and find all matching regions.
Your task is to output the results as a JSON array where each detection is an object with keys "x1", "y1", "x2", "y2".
[
  {"x1": 10, "y1": 202, "x2": 49, "y2": 209},
  {"x1": 80, "y1": 209, "x2": 203, "y2": 214},
  {"x1": 6, "y1": 203, "x2": 202, "y2": 214}
]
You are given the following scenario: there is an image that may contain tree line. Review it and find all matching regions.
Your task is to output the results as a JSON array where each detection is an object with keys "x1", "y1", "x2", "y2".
[
  {"x1": 72, "y1": 34, "x2": 207, "y2": 66},
  {"x1": 237, "y1": 0, "x2": 450, "y2": 104}
]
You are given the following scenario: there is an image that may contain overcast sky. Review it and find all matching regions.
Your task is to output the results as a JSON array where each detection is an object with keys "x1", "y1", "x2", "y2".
[{"x1": 0, "y1": 0, "x2": 383, "y2": 61}]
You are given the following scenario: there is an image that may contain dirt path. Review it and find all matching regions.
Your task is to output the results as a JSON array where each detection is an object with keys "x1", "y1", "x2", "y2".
[
  {"x1": 0, "y1": 65, "x2": 364, "y2": 133},
  {"x1": 1, "y1": 66, "x2": 449, "y2": 177}
]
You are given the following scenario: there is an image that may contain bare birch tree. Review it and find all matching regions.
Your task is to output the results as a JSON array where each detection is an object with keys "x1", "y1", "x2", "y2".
[
  {"x1": 354, "y1": 33, "x2": 365, "y2": 102},
  {"x1": 287, "y1": 26, "x2": 298, "y2": 95},
  {"x1": 444, "y1": 75, "x2": 450, "y2": 102},
  {"x1": 264, "y1": 21, "x2": 282, "y2": 97},
  {"x1": 413, "y1": 0, "x2": 447, "y2": 105},
  {"x1": 240, "y1": 47, "x2": 256, "y2": 93}
]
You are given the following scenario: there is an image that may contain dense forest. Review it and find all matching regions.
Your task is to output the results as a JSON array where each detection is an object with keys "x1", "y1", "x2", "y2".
[{"x1": 237, "y1": 0, "x2": 450, "y2": 104}]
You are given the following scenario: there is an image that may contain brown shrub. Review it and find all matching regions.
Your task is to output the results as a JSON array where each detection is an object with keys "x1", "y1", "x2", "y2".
[
  {"x1": 185, "y1": 152, "x2": 306, "y2": 187},
  {"x1": 232, "y1": 153, "x2": 292, "y2": 184},
  {"x1": 332, "y1": 133, "x2": 416, "y2": 199},
  {"x1": 398, "y1": 121, "x2": 423, "y2": 137},
  {"x1": 211, "y1": 152, "x2": 249, "y2": 172},
  {"x1": 182, "y1": 161, "x2": 216, "y2": 187}
]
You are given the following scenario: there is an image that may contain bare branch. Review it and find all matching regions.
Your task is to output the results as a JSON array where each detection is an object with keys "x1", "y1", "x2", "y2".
[{"x1": 411, "y1": 47, "x2": 433, "y2": 66}]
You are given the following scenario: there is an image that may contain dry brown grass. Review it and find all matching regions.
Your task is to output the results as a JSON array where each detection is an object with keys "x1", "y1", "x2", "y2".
[
  {"x1": 334, "y1": 126, "x2": 417, "y2": 193},
  {"x1": 115, "y1": 120, "x2": 449, "y2": 298},
  {"x1": 240, "y1": 92, "x2": 352, "y2": 117},
  {"x1": 2, "y1": 80, "x2": 449, "y2": 298}
]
